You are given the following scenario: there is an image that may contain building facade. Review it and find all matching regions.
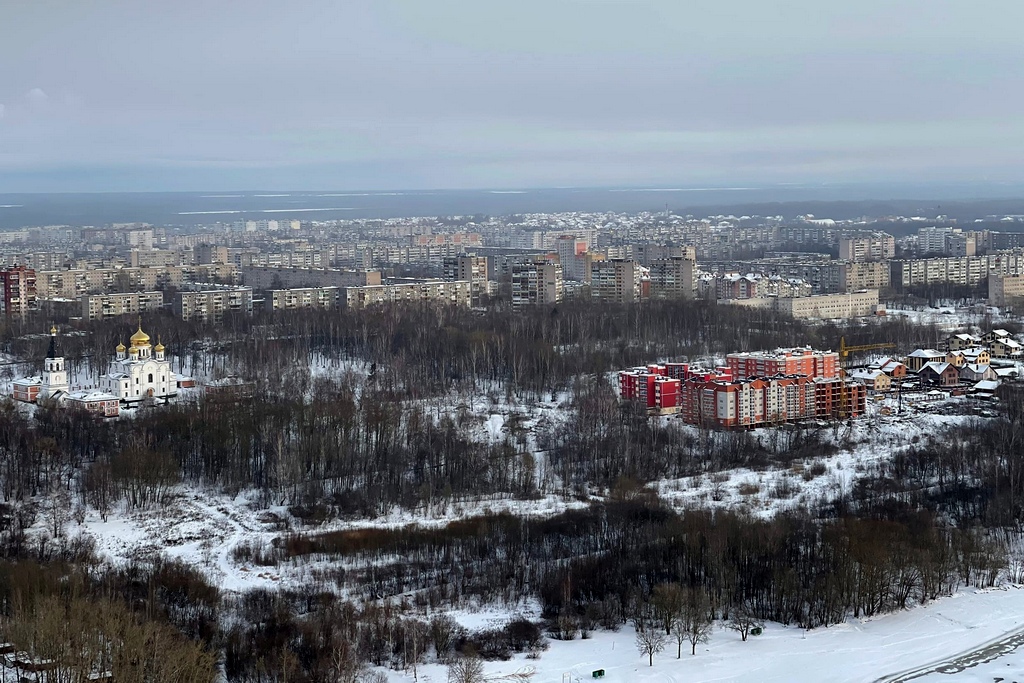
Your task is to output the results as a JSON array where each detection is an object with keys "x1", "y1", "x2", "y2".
[
  {"x1": 839, "y1": 233, "x2": 895, "y2": 262},
  {"x1": 443, "y1": 255, "x2": 489, "y2": 304},
  {"x1": 82, "y1": 291, "x2": 165, "y2": 320},
  {"x1": 101, "y1": 324, "x2": 177, "y2": 404},
  {"x1": 989, "y1": 273, "x2": 1024, "y2": 307},
  {"x1": 590, "y1": 259, "x2": 640, "y2": 303},
  {"x1": 340, "y1": 280, "x2": 472, "y2": 309},
  {"x1": 726, "y1": 347, "x2": 840, "y2": 380},
  {"x1": 0, "y1": 266, "x2": 37, "y2": 315},
  {"x1": 267, "y1": 286, "x2": 340, "y2": 310},
  {"x1": 774, "y1": 290, "x2": 881, "y2": 319},
  {"x1": 174, "y1": 287, "x2": 254, "y2": 322},
  {"x1": 511, "y1": 260, "x2": 563, "y2": 308},
  {"x1": 648, "y1": 257, "x2": 697, "y2": 299}
]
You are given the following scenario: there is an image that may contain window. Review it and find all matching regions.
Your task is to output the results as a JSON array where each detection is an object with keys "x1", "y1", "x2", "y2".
[{"x1": 148, "y1": 373, "x2": 153, "y2": 383}]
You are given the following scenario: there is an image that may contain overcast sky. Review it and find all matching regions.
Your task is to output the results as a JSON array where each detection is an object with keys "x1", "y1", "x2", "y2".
[{"x1": 1, "y1": 1, "x2": 1023, "y2": 192}]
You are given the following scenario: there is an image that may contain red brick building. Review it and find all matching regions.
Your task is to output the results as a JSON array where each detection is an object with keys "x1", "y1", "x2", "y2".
[
  {"x1": 726, "y1": 348, "x2": 839, "y2": 381},
  {"x1": 620, "y1": 348, "x2": 865, "y2": 428}
]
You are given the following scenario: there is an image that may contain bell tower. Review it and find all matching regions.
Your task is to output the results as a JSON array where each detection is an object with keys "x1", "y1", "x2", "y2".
[{"x1": 40, "y1": 325, "x2": 69, "y2": 400}]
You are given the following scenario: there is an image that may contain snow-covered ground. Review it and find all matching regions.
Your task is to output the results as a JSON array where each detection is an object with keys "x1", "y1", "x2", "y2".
[
  {"x1": 72, "y1": 487, "x2": 590, "y2": 593},
  {"x1": 885, "y1": 305, "x2": 1013, "y2": 333},
  {"x1": 654, "y1": 407, "x2": 977, "y2": 519},
  {"x1": 374, "y1": 586, "x2": 1024, "y2": 683}
]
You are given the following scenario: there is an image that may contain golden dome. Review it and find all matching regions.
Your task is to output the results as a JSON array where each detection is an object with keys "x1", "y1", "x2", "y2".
[
  {"x1": 116, "y1": 341, "x2": 126, "y2": 352},
  {"x1": 50, "y1": 325, "x2": 57, "y2": 335},
  {"x1": 154, "y1": 336, "x2": 165, "y2": 353},
  {"x1": 130, "y1": 326, "x2": 151, "y2": 347}
]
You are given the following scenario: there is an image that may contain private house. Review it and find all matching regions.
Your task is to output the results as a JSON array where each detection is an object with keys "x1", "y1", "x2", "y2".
[
  {"x1": 947, "y1": 332, "x2": 983, "y2": 351},
  {"x1": 871, "y1": 358, "x2": 909, "y2": 378},
  {"x1": 945, "y1": 350, "x2": 966, "y2": 367},
  {"x1": 972, "y1": 380, "x2": 1000, "y2": 398},
  {"x1": 906, "y1": 349, "x2": 946, "y2": 373},
  {"x1": 991, "y1": 338, "x2": 1023, "y2": 359},
  {"x1": 995, "y1": 366, "x2": 1020, "y2": 381},
  {"x1": 983, "y1": 329, "x2": 1013, "y2": 346},
  {"x1": 919, "y1": 361, "x2": 961, "y2": 388},
  {"x1": 959, "y1": 364, "x2": 997, "y2": 383},
  {"x1": 849, "y1": 369, "x2": 891, "y2": 392},
  {"x1": 961, "y1": 347, "x2": 991, "y2": 365}
]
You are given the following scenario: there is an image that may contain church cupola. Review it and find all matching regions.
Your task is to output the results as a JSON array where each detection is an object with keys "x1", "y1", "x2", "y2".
[
  {"x1": 129, "y1": 318, "x2": 152, "y2": 359},
  {"x1": 154, "y1": 336, "x2": 165, "y2": 361},
  {"x1": 116, "y1": 340, "x2": 126, "y2": 360}
]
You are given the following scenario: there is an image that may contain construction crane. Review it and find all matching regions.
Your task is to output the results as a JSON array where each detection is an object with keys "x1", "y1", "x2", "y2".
[
  {"x1": 837, "y1": 337, "x2": 897, "y2": 421},
  {"x1": 839, "y1": 336, "x2": 896, "y2": 371}
]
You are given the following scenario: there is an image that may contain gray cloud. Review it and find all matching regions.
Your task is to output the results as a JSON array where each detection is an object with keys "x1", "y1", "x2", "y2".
[{"x1": 1, "y1": 1, "x2": 1023, "y2": 191}]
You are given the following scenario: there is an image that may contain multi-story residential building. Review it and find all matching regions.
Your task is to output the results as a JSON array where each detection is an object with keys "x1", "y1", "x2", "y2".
[
  {"x1": 620, "y1": 360, "x2": 864, "y2": 427},
  {"x1": 130, "y1": 250, "x2": 183, "y2": 268},
  {"x1": 891, "y1": 253, "x2": 1024, "y2": 289},
  {"x1": 267, "y1": 287, "x2": 341, "y2": 311},
  {"x1": 409, "y1": 233, "x2": 482, "y2": 248},
  {"x1": 443, "y1": 255, "x2": 489, "y2": 304},
  {"x1": 947, "y1": 233, "x2": 976, "y2": 257},
  {"x1": 127, "y1": 229, "x2": 155, "y2": 250},
  {"x1": 340, "y1": 280, "x2": 472, "y2": 309},
  {"x1": 556, "y1": 236, "x2": 590, "y2": 282},
  {"x1": 989, "y1": 273, "x2": 1024, "y2": 307},
  {"x1": 917, "y1": 227, "x2": 956, "y2": 255},
  {"x1": 712, "y1": 273, "x2": 813, "y2": 300},
  {"x1": 0, "y1": 266, "x2": 37, "y2": 315},
  {"x1": 774, "y1": 289, "x2": 881, "y2": 319},
  {"x1": 35, "y1": 266, "x2": 205, "y2": 299},
  {"x1": 633, "y1": 243, "x2": 696, "y2": 267},
  {"x1": 839, "y1": 232, "x2": 895, "y2": 261},
  {"x1": 838, "y1": 261, "x2": 890, "y2": 292},
  {"x1": 648, "y1": 257, "x2": 696, "y2": 299},
  {"x1": 726, "y1": 347, "x2": 840, "y2": 380},
  {"x1": 511, "y1": 259, "x2": 563, "y2": 308},
  {"x1": 990, "y1": 232, "x2": 1024, "y2": 251},
  {"x1": 241, "y1": 266, "x2": 381, "y2": 290},
  {"x1": 173, "y1": 287, "x2": 254, "y2": 322},
  {"x1": 590, "y1": 259, "x2": 640, "y2": 303},
  {"x1": 82, "y1": 291, "x2": 165, "y2": 320}
]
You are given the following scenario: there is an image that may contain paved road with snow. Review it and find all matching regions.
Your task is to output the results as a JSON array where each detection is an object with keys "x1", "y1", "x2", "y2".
[{"x1": 875, "y1": 624, "x2": 1024, "y2": 682}]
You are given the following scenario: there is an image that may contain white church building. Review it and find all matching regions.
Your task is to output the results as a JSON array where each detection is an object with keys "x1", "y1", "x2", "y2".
[
  {"x1": 101, "y1": 323, "x2": 177, "y2": 404},
  {"x1": 12, "y1": 322, "x2": 179, "y2": 414},
  {"x1": 12, "y1": 326, "x2": 70, "y2": 403}
]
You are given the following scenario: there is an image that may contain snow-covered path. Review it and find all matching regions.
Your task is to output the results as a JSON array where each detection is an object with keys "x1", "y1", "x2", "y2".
[{"x1": 875, "y1": 623, "x2": 1024, "y2": 682}]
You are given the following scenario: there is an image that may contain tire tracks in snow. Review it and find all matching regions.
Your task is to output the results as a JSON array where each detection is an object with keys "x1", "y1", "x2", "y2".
[{"x1": 874, "y1": 624, "x2": 1024, "y2": 682}]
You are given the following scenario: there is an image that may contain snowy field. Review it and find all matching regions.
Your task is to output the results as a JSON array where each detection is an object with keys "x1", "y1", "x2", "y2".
[{"x1": 374, "y1": 586, "x2": 1024, "y2": 683}]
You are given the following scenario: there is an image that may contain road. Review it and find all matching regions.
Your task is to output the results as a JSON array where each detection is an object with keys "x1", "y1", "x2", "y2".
[{"x1": 874, "y1": 623, "x2": 1024, "y2": 682}]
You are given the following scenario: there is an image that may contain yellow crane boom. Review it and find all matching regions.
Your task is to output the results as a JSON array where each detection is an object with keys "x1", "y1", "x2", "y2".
[{"x1": 839, "y1": 336, "x2": 896, "y2": 368}]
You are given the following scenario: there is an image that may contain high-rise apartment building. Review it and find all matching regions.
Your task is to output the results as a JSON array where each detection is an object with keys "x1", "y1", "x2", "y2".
[
  {"x1": 0, "y1": 266, "x2": 37, "y2": 315},
  {"x1": 443, "y1": 255, "x2": 489, "y2": 304},
  {"x1": 556, "y1": 236, "x2": 589, "y2": 282},
  {"x1": 511, "y1": 259, "x2": 563, "y2": 308},
  {"x1": 590, "y1": 259, "x2": 640, "y2": 303},
  {"x1": 648, "y1": 256, "x2": 697, "y2": 299},
  {"x1": 839, "y1": 233, "x2": 895, "y2": 261}
]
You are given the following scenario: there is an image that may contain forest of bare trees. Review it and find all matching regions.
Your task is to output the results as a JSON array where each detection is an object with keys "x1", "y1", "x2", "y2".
[{"x1": 0, "y1": 301, "x2": 1018, "y2": 681}]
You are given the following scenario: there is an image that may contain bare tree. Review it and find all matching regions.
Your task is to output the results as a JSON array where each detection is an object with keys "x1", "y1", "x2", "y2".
[
  {"x1": 681, "y1": 587, "x2": 714, "y2": 656},
  {"x1": 726, "y1": 603, "x2": 763, "y2": 642},
  {"x1": 447, "y1": 650, "x2": 485, "y2": 683},
  {"x1": 633, "y1": 615, "x2": 667, "y2": 667}
]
